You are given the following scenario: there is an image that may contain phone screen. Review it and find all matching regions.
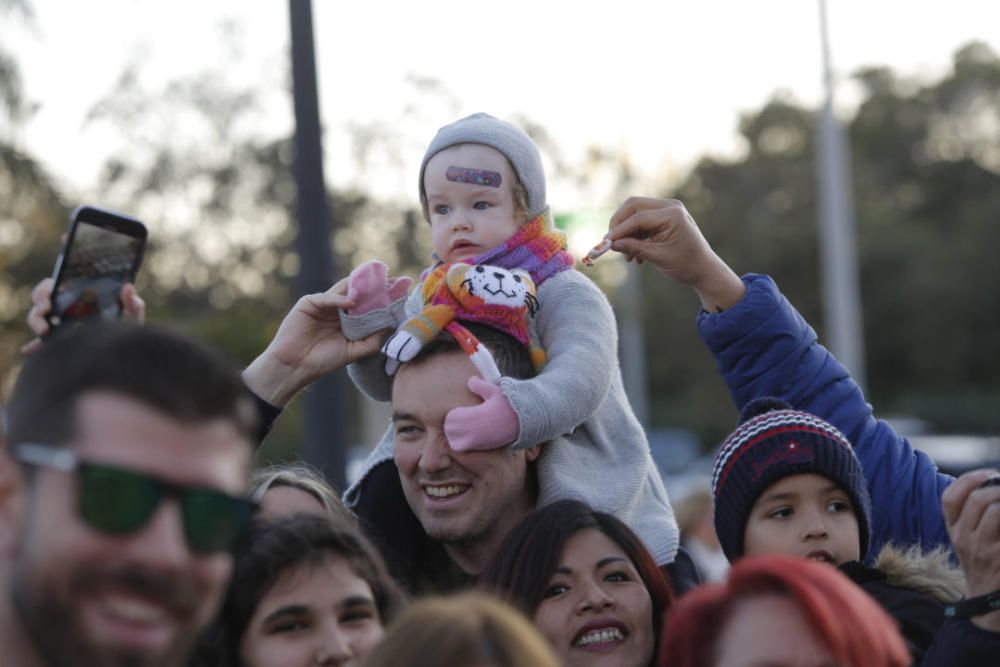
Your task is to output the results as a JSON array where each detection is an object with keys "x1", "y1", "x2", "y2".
[{"x1": 51, "y1": 218, "x2": 145, "y2": 327}]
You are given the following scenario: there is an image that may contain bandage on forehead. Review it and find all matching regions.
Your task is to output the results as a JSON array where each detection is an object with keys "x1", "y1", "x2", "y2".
[
  {"x1": 419, "y1": 112, "x2": 548, "y2": 220},
  {"x1": 446, "y1": 166, "x2": 502, "y2": 188}
]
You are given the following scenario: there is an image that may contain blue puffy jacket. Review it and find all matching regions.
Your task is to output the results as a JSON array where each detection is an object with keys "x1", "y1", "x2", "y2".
[{"x1": 697, "y1": 273, "x2": 954, "y2": 558}]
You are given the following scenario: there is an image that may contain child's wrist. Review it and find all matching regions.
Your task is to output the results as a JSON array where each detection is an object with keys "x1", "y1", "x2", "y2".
[
  {"x1": 946, "y1": 588, "x2": 1000, "y2": 632},
  {"x1": 692, "y1": 255, "x2": 745, "y2": 313}
]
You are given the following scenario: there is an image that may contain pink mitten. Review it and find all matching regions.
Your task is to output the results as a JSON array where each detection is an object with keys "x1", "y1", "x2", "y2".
[
  {"x1": 346, "y1": 260, "x2": 412, "y2": 315},
  {"x1": 444, "y1": 376, "x2": 519, "y2": 451}
]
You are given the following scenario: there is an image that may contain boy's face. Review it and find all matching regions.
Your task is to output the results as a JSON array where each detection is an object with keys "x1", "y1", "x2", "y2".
[
  {"x1": 742, "y1": 473, "x2": 861, "y2": 565},
  {"x1": 425, "y1": 143, "x2": 522, "y2": 263}
]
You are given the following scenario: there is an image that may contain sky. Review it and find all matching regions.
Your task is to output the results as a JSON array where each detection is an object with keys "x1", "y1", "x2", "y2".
[{"x1": 7, "y1": 0, "x2": 1000, "y2": 214}]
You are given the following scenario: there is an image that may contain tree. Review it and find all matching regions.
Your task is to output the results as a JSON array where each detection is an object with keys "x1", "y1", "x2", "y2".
[
  {"x1": 849, "y1": 42, "x2": 1000, "y2": 431},
  {"x1": 645, "y1": 41, "x2": 1000, "y2": 447},
  {"x1": 0, "y1": 0, "x2": 69, "y2": 394}
]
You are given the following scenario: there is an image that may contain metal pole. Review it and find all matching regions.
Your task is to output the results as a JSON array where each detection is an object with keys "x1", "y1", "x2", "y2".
[
  {"x1": 289, "y1": 0, "x2": 347, "y2": 489},
  {"x1": 618, "y1": 262, "x2": 649, "y2": 426},
  {"x1": 816, "y1": 0, "x2": 867, "y2": 391}
]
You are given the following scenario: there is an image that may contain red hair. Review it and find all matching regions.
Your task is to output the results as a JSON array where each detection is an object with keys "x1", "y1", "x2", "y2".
[{"x1": 659, "y1": 555, "x2": 909, "y2": 667}]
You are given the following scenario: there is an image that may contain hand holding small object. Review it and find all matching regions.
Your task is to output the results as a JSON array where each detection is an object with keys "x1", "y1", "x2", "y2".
[
  {"x1": 605, "y1": 196, "x2": 746, "y2": 312},
  {"x1": 22, "y1": 279, "x2": 145, "y2": 355}
]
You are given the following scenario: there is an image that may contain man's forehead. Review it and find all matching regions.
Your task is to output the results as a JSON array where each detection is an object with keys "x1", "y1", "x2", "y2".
[
  {"x1": 72, "y1": 391, "x2": 251, "y2": 490},
  {"x1": 391, "y1": 351, "x2": 478, "y2": 415}
]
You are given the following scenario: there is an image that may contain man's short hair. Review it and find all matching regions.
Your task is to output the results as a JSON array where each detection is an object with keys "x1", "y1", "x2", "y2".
[
  {"x1": 6, "y1": 322, "x2": 258, "y2": 448},
  {"x1": 405, "y1": 321, "x2": 536, "y2": 380}
]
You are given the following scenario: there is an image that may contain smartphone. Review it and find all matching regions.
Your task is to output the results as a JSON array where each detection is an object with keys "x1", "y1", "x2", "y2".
[{"x1": 46, "y1": 205, "x2": 147, "y2": 331}]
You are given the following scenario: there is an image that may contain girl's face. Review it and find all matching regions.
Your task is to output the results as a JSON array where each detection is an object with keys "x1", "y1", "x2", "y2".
[
  {"x1": 532, "y1": 528, "x2": 654, "y2": 667},
  {"x1": 743, "y1": 473, "x2": 861, "y2": 565},
  {"x1": 424, "y1": 143, "x2": 522, "y2": 263},
  {"x1": 240, "y1": 556, "x2": 384, "y2": 667}
]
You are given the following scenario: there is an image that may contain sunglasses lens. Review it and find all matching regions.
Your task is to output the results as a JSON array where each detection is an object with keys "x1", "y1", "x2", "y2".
[
  {"x1": 182, "y1": 490, "x2": 253, "y2": 553},
  {"x1": 78, "y1": 464, "x2": 160, "y2": 535}
]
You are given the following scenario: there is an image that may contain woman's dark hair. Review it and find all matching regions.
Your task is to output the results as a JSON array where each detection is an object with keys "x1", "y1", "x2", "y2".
[
  {"x1": 219, "y1": 515, "x2": 405, "y2": 665},
  {"x1": 479, "y1": 499, "x2": 672, "y2": 658}
]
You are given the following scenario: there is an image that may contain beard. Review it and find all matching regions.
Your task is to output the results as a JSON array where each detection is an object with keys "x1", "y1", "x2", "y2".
[
  {"x1": 420, "y1": 511, "x2": 491, "y2": 545},
  {"x1": 9, "y1": 557, "x2": 205, "y2": 667},
  {"x1": 402, "y1": 484, "x2": 490, "y2": 546}
]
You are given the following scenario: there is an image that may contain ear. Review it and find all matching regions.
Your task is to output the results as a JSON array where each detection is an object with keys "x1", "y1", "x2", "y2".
[
  {"x1": 523, "y1": 443, "x2": 543, "y2": 463},
  {"x1": 511, "y1": 269, "x2": 533, "y2": 286},
  {"x1": 0, "y1": 446, "x2": 26, "y2": 555}
]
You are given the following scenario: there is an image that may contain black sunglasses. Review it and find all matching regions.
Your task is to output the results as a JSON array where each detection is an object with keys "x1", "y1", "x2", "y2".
[{"x1": 13, "y1": 443, "x2": 256, "y2": 554}]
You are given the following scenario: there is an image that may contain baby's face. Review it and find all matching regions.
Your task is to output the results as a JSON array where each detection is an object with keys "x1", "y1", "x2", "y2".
[
  {"x1": 742, "y1": 473, "x2": 861, "y2": 566},
  {"x1": 425, "y1": 143, "x2": 522, "y2": 263}
]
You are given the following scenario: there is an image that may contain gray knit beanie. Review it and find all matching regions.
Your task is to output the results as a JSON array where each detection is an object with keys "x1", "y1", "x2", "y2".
[{"x1": 418, "y1": 113, "x2": 547, "y2": 221}]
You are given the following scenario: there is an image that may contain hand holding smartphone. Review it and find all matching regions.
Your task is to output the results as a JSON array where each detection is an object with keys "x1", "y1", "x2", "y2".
[{"x1": 46, "y1": 205, "x2": 147, "y2": 332}]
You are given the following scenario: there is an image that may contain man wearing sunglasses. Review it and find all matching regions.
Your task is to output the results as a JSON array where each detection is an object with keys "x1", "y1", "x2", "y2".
[{"x1": 0, "y1": 323, "x2": 260, "y2": 667}]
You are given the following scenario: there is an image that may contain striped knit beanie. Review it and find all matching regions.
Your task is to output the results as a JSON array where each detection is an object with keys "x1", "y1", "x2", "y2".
[
  {"x1": 711, "y1": 397, "x2": 872, "y2": 562},
  {"x1": 419, "y1": 112, "x2": 547, "y2": 221}
]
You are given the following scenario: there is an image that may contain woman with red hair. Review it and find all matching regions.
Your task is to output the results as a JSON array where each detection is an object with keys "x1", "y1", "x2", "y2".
[{"x1": 659, "y1": 555, "x2": 909, "y2": 667}]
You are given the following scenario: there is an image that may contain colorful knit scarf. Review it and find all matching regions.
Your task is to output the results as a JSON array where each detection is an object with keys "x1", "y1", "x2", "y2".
[
  {"x1": 424, "y1": 209, "x2": 575, "y2": 286},
  {"x1": 390, "y1": 209, "x2": 572, "y2": 379},
  {"x1": 382, "y1": 262, "x2": 544, "y2": 380}
]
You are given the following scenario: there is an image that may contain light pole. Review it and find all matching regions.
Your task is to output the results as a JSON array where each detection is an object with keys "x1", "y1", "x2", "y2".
[
  {"x1": 289, "y1": 0, "x2": 348, "y2": 488},
  {"x1": 816, "y1": 0, "x2": 867, "y2": 391}
]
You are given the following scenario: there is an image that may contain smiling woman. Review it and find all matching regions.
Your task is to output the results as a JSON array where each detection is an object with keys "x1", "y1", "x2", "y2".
[{"x1": 479, "y1": 499, "x2": 673, "y2": 667}]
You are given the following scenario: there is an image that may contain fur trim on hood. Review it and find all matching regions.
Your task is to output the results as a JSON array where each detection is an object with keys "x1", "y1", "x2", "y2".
[{"x1": 873, "y1": 543, "x2": 965, "y2": 604}]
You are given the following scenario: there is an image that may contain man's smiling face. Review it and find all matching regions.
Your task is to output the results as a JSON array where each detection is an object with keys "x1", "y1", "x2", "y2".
[{"x1": 391, "y1": 350, "x2": 538, "y2": 569}]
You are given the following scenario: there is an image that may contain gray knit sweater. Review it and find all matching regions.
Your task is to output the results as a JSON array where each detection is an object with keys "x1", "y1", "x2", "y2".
[{"x1": 341, "y1": 268, "x2": 679, "y2": 565}]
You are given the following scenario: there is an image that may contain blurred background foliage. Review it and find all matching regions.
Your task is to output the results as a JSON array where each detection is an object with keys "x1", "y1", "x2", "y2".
[
  {"x1": 2, "y1": 0, "x2": 998, "y2": 458},
  {"x1": 652, "y1": 41, "x2": 1000, "y2": 446}
]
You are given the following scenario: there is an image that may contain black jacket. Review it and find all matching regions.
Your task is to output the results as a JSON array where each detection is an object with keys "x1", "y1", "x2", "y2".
[
  {"x1": 840, "y1": 560, "x2": 945, "y2": 663},
  {"x1": 920, "y1": 617, "x2": 1000, "y2": 667}
]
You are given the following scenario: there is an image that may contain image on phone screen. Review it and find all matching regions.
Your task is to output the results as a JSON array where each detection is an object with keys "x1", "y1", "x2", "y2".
[{"x1": 51, "y1": 221, "x2": 145, "y2": 326}]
